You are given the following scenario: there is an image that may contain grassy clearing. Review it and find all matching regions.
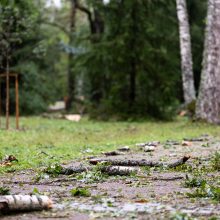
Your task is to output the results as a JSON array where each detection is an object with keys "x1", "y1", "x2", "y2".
[{"x1": 0, "y1": 116, "x2": 220, "y2": 172}]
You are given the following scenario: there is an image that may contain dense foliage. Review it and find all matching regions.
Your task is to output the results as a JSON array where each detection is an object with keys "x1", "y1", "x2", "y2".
[{"x1": 0, "y1": 0, "x2": 207, "y2": 118}]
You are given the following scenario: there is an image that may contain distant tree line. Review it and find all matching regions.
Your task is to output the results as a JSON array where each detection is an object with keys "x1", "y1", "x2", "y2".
[{"x1": 2, "y1": 0, "x2": 219, "y2": 123}]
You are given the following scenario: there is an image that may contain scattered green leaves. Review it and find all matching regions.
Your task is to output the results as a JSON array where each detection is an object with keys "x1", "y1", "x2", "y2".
[
  {"x1": 32, "y1": 187, "x2": 41, "y2": 195},
  {"x1": 44, "y1": 163, "x2": 63, "y2": 177},
  {"x1": 184, "y1": 174, "x2": 207, "y2": 188},
  {"x1": 70, "y1": 187, "x2": 91, "y2": 197},
  {"x1": 186, "y1": 183, "x2": 220, "y2": 201},
  {"x1": 0, "y1": 186, "x2": 10, "y2": 195},
  {"x1": 201, "y1": 143, "x2": 210, "y2": 148},
  {"x1": 171, "y1": 212, "x2": 193, "y2": 220},
  {"x1": 211, "y1": 152, "x2": 220, "y2": 171},
  {"x1": 76, "y1": 170, "x2": 107, "y2": 183}
]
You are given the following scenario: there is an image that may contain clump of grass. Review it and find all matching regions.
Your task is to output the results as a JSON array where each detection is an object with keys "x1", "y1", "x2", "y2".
[
  {"x1": 171, "y1": 212, "x2": 193, "y2": 220},
  {"x1": 70, "y1": 187, "x2": 91, "y2": 197},
  {"x1": 76, "y1": 163, "x2": 110, "y2": 183},
  {"x1": 35, "y1": 163, "x2": 63, "y2": 181},
  {"x1": 0, "y1": 152, "x2": 3, "y2": 161},
  {"x1": 186, "y1": 183, "x2": 220, "y2": 201},
  {"x1": 44, "y1": 163, "x2": 63, "y2": 177},
  {"x1": 172, "y1": 164, "x2": 194, "y2": 173},
  {"x1": 31, "y1": 187, "x2": 42, "y2": 195},
  {"x1": 211, "y1": 152, "x2": 220, "y2": 171},
  {"x1": 0, "y1": 186, "x2": 10, "y2": 195},
  {"x1": 184, "y1": 174, "x2": 207, "y2": 188}
]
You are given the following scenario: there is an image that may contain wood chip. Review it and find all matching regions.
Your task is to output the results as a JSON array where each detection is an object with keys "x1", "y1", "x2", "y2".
[
  {"x1": 144, "y1": 146, "x2": 155, "y2": 152},
  {"x1": 117, "y1": 146, "x2": 130, "y2": 152},
  {"x1": 182, "y1": 141, "x2": 192, "y2": 146}
]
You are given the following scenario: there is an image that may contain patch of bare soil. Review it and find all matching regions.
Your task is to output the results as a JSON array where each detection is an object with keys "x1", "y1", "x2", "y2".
[{"x1": 1, "y1": 135, "x2": 220, "y2": 219}]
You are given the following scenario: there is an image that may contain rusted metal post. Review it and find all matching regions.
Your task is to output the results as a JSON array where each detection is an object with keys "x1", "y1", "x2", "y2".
[{"x1": 15, "y1": 75, "x2": 19, "y2": 129}]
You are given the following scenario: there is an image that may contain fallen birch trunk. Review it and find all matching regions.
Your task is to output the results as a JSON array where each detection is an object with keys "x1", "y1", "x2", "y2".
[
  {"x1": 89, "y1": 156, "x2": 190, "y2": 168},
  {"x1": 60, "y1": 165, "x2": 137, "y2": 176},
  {"x1": 60, "y1": 165, "x2": 89, "y2": 175},
  {"x1": 0, "y1": 195, "x2": 52, "y2": 213},
  {"x1": 100, "y1": 166, "x2": 138, "y2": 175}
]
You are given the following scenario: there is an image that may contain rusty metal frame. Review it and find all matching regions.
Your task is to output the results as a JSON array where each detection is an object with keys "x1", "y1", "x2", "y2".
[{"x1": 0, "y1": 73, "x2": 19, "y2": 129}]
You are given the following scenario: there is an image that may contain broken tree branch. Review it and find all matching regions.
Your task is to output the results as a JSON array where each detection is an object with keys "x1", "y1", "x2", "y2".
[
  {"x1": 60, "y1": 165, "x2": 137, "y2": 176},
  {"x1": 89, "y1": 155, "x2": 190, "y2": 168},
  {"x1": 102, "y1": 151, "x2": 125, "y2": 156}
]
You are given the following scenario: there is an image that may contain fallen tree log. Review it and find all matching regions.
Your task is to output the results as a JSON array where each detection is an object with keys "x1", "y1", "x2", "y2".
[
  {"x1": 0, "y1": 195, "x2": 52, "y2": 214},
  {"x1": 100, "y1": 166, "x2": 138, "y2": 175},
  {"x1": 60, "y1": 165, "x2": 137, "y2": 176},
  {"x1": 60, "y1": 165, "x2": 89, "y2": 175},
  {"x1": 89, "y1": 155, "x2": 190, "y2": 168}
]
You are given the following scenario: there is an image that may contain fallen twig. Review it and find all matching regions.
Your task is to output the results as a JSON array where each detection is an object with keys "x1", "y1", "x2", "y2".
[
  {"x1": 102, "y1": 151, "x2": 125, "y2": 156},
  {"x1": 183, "y1": 137, "x2": 209, "y2": 142},
  {"x1": 136, "y1": 175, "x2": 184, "y2": 181},
  {"x1": 150, "y1": 176, "x2": 184, "y2": 181},
  {"x1": 117, "y1": 146, "x2": 130, "y2": 152}
]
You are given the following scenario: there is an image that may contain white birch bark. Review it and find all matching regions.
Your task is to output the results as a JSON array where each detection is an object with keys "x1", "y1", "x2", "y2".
[
  {"x1": 0, "y1": 195, "x2": 52, "y2": 212},
  {"x1": 196, "y1": 0, "x2": 220, "y2": 123},
  {"x1": 176, "y1": 0, "x2": 196, "y2": 104}
]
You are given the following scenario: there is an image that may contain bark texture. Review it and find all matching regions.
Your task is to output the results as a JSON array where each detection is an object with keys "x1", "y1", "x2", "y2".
[
  {"x1": 176, "y1": 0, "x2": 196, "y2": 104},
  {"x1": 89, "y1": 155, "x2": 190, "y2": 168},
  {"x1": 196, "y1": 0, "x2": 220, "y2": 123},
  {"x1": 0, "y1": 195, "x2": 52, "y2": 213},
  {"x1": 60, "y1": 165, "x2": 137, "y2": 176},
  {"x1": 66, "y1": 1, "x2": 76, "y2": 110}
]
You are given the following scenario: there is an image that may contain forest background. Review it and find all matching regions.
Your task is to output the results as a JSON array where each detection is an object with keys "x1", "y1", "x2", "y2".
[{"x1": 0, "y1": 0, "x2": 207, "y2": 120}]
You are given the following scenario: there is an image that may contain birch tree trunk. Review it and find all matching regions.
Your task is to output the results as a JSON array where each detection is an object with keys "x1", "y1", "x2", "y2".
[
  {"x1": 66, "y1": 0, "x2": 76, "y2": 110},
  {"x1": 176, "y1": 0, "x2": 196, "y2": 104},
  {"x1": 196, "y1": 0, "x2": 220, "y2": 124}
]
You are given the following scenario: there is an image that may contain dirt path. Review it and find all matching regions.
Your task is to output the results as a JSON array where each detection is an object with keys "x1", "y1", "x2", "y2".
[{"x1": 1, "y1": 136, "x2": 220, "y2": 219}]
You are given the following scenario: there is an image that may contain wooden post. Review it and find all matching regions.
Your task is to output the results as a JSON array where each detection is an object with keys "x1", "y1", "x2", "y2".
[
  {"x1": 0, "y1": 73, "x2": 19, "y2": 130},
  {"x1": 15, "y1": 75, "x2": 19, "y2": 129}
]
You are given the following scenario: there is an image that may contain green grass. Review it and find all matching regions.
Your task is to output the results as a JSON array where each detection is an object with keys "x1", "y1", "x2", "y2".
[{"x1": 0, "y1": 116, "x2": 220, "y2": 172}]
